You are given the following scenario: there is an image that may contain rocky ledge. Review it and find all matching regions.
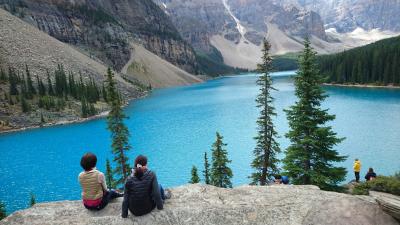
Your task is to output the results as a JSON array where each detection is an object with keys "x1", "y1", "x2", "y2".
[{"x1": 1, "y1": 184, "x2": 398, "y2": 225}]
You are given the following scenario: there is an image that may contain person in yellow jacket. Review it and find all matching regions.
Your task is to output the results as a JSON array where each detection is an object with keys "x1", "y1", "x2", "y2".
[{"x1": 353, "y1": 159, "x2": 361, "y2": 182}]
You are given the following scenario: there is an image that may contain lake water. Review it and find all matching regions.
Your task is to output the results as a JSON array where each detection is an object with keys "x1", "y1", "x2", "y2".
[{"x1": 1, "y1": 70, "x2": 400, "y2": 213}]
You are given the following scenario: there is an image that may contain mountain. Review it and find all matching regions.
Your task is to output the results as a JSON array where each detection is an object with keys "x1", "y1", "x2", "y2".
[
  {"x1": 298, "y1": 0, "x2": 400, "y2": 33},
  {"x1": 318, "y1": 35, "x2": 400, "y2": 86},
  {"x1": 156, "y1": 0, "x2": 400, "y2": 70},
  {"x1": 156, "y1": 0, "x2": 395, "y2": 70},
  {"x1": 0, "y1": 0, "x2": 198, "y2": 74}
]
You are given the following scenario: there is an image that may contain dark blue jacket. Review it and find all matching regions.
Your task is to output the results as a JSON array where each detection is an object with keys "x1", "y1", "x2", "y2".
[{"x1": 122, "y1": 170, "x2": 163, "y2": 217}]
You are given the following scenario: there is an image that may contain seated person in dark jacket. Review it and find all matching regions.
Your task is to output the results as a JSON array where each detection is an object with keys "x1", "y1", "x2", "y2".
[
  {"x1": 122, "y1": 155, "x2": 169, "y2": 218},
  {"x1": 365, "y1": 167, "x2": 377, "y2": 181}
]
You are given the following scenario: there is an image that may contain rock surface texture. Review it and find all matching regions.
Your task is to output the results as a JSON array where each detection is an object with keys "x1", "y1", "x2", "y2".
[{"x1": 1, "y1": 184, "x2": 398, "y2": 225}]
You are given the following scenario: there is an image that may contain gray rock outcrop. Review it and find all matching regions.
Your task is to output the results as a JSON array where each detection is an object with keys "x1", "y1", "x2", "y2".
[{"x1": 1, "y1": 184, "x2": 398, "y2": 225}]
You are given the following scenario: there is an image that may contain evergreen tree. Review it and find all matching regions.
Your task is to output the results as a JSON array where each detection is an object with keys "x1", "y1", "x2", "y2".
[
  {"x1": 0, "y1": 68, "x2": 7, "y2": 83},
  {"x1": 203, "y1": 152, "x2": 210, "y2": 184},
  {"x1": 81, "y1": 98, "x2": 88, "y2": 118},
  {"x1": 40, "y1": 112, "x2": 45, "y2": 124},
  {"x1": 0, "y1": 201, "x2": 6, "y2": 220},
  {"x1": 29, "y1": 193, "x2": 36, "y2": 207},
  {"x1": 250, "y1": 38, "x2": 280, "y2": 186},
  {"x1": 47, "y1": 70, "x2": 54, "y2": 96},
  {"x1": 106, "y1": 68, "x2": 131, "y2": 186},
  {"x1": 210, "y1": 132, "x2": 233, "y2": 188},
  {"x1": 37, "y1": 75, "x2": 46, "y2": 96},
  {"x1": 102, "y1": 84, "x2": 108, "y2": 102},
  {"x1": 20, "y1": 94, "x2": 30, "y2": 112},
  {"x1": 189, "y1": 166, "x2": 200, "y2": 184},
  {"x1": 105, "y1": 159, "x2": 116, "y2": 189},
  {"x1": 8, "y1": 67, "x2": 19, "y2": 95},
  {"x1": 25, "y1": 65, "x2": 36, "y2": 97},
  {"x1": 283, "y1": 39, "x2": 347, "y2": 190}
]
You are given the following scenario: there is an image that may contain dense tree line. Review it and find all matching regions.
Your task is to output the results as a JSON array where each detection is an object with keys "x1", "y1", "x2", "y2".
[
  {"x1": 1, "y1": 64, "x2": 103, "y2": 117},
  {"x1": 318, "y1": 35, "x2": 400, "y2": 85}
]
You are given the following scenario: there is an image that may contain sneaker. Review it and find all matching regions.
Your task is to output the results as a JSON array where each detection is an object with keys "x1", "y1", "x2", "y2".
[{"x1": 164, "y1": 189, "x2": 172, "y2": 199}]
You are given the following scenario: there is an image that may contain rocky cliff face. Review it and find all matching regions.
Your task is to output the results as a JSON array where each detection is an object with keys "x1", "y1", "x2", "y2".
[
  {"x1": 156, "y1": 0, "x2": 239, "y2": 54},
  {"x1": 297, "y1": 0, "x2": 400, "y2": 33},
  {"x1": 227, "y1": 0, "x2": 327, "y2": 44},
  {"x1": 0, "y1": 184, "x2": 398, "y2": 225},
  {"x1": 0, "y1": 0, "x2": 198, "y2": 73},
  {"x1": 157, "y1": 0, "x2": 327, "y2": 49}
]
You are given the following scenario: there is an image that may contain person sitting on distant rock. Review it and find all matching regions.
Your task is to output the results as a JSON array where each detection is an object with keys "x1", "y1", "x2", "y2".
[
  {"x1": 274, "y1": 175, "x2": 282, "y2": 184},
  {"x1": 78, "y1": 152, "x2": 123, "y2": 210},
  {"x1": 281, "y1": 176, "x2": 289, "y2": 185},
  {"x1": 365, "y1": 168, "x2": 377, "y2": 181},
  {"x1": 122, "y1": 155, "x2": 171, "y2": 218}
]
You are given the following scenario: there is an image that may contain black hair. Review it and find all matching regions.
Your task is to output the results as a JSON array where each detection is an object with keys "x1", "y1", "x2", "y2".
[
  {"x1": 134, "y1": 155, "x2": 148, "y2": 178},
  {"x1": 80, "y1": 152, "x2": 97, "y2": 171}
]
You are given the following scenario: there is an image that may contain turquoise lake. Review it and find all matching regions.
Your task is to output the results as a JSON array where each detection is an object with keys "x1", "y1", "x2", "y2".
[{"x1": 1, "y1": 70, "x2": 400, "y2": 213}]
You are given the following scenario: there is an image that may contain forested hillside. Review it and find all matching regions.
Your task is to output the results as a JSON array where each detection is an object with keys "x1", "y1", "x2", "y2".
[{"x1": 318, "y1": 36, "x2": 400, "y2": 86}]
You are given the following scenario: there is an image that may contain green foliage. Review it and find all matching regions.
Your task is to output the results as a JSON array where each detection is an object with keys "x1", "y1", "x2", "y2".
[
  {"x1": 195, "y1": 47, "x2": 247, "y2": 76},
  {"x1": 106, "y1": 68, "x2": 131, "y2": 186},
  {"x1": 8, "y1": 67, "x2": 19, "y2": 95},
  {"x1": 272, "y1": 53, "x2": 299, "y2": 71},
  {"x1": 318, "y1": 35, "x2": 400, "y2": 85},
  {"x1": 20, "y1": 94, "x2": 30, "y2": 112},
  {"x1": 25, "y1": 65, "x2": 36, "y2": 98},
  {"x1": 203, "y1": 152, "x2": 210, "y2": 184},
  {"x1": 0, "y1": 68, "x2": 7, "y2": 84},
  {"x1": 283, "y1": 39, "x2": 347, "y2": 190},
  {"x1": 250, "y1": 39, "x2": 280, "y2": 186},
  {"x1": 210, "y1": 132, "x2": 233, "y2": 188},
  {"x1": 189, "y1": 166, "x2": 200, "y2": 184},
  {"x1": 352, "y1": 175, "x2": 400, "y2": 196},
  {"x1": 0, "y1": 200, "x2": 6, "y2": 220},
  {"x1": 29, "y1": 193, "x2": 36, "y2": 207},
  {"x1": 105, "y1": 159, "x2": 116, "y2": 189},
  {"x1": 2, "y1": 64, "x2": 100, "y2": 116},
  {"x1": 38, "y1": 96, "x2": 56, "y2": 110}
]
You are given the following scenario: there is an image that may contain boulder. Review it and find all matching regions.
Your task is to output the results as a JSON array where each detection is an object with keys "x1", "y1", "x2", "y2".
[
  {"x1": 1, "y1": 184, "x2": 398, "y2": 225},
  {"x1": 370, "y1": 191, "x2": 400, "y2": 221}
]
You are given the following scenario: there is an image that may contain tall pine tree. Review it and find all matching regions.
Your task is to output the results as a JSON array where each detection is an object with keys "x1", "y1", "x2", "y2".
[
  {"x1": 210, "y1": 132, "x2": 233, "y2": 188},
  {"x1": 106, "y1": 68, "x2": 131, "y2": 186},
  {"x1": 189, "y1": 166, "x2": 200, "y2": 184},
  {"x1": 283, "y1": 39, "x2": 347, "y2": 190},
  {"x1": 203, "y1": 152, "x2": 210, "y2": 184},
  {"x1": 105, "y1": 159, "x2": 116, "y2": 189},
  {"x1": 250, "y1": 38, "x2": 280, "y2": 186}
]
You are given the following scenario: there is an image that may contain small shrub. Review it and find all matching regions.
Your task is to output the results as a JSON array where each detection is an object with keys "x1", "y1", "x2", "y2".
[{"x1": 352, "y1": 175, "x2": 400, "y2": 196}]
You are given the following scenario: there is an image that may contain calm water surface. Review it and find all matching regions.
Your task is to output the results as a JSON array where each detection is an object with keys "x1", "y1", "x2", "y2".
[{"x1": 1, "y1": 71, "x2": 400, "y2": 213}]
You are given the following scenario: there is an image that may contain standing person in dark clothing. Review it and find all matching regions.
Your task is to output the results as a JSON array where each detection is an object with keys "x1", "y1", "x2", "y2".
[
  {"x1": 122, "y1": 155, "x2": 170, "y2": 218},
  {"x1": 365, "y1": 168, "x2": 377, "y2": 181}
]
